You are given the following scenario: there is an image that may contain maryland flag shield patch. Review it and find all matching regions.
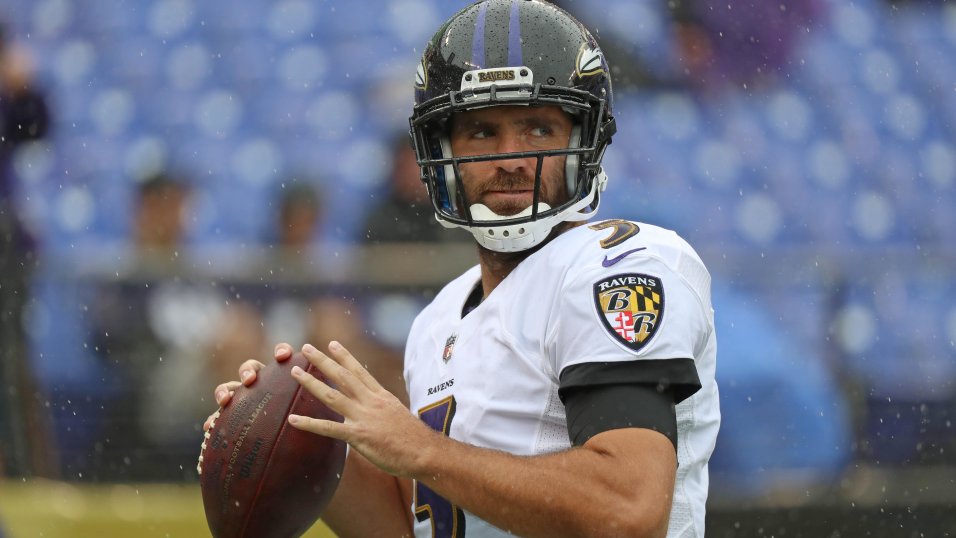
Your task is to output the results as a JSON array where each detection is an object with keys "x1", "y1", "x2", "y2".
[{"x1": 593, "y1": 273, "x2": 665, "y2": 352}]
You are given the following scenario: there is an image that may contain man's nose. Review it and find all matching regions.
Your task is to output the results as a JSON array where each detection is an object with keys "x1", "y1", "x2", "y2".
[{"x1": 493, "y1": 133, "x2": 534, "y2": 174}]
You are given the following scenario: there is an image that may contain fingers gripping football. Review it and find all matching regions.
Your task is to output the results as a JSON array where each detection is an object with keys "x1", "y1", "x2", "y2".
[
  {"x1": 291, "y1": 366, "x2": 354, "y2": 423},
  {"x1": 203, "y1": 344, "x2": 295, "y2": 431},
  {"x1": 288, "y1": 342, "x2": 435, "y2": 477},
  {"x1": 233, "y1": 345, "x2": 295, "y2": 392},
  {"x1": 290, "y1": 342, "x2": 375, "y2": 426}
]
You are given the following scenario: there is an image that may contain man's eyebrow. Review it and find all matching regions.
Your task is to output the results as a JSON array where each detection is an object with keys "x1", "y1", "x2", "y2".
[
  {"x1": 451, "y1": 113, "x2": 558, "y2": 132},
  {"x1": 513, "y1": 116, "x2": 554, "y2": 127},
  {"x1": 451, "y1": 117, "x2": 495, "y2": 132}
]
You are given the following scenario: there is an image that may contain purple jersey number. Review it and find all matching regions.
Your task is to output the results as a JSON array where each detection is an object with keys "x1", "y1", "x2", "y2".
[{"x1": 415, "y1": 396, "x2": 465, "y2": 537}]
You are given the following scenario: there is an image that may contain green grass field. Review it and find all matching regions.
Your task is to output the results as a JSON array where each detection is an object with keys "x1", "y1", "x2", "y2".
[{"x1": 0, "y1": 480, "x2": 336, "y2": 537}]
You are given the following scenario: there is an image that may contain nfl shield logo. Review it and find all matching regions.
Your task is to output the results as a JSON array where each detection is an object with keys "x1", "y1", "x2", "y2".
[
  {"x1": 442, "y1": 334, "x2": 457, "y2": 363},
  {"x1": 593, "y1": 273, "x2": 665, "y2": 352}
]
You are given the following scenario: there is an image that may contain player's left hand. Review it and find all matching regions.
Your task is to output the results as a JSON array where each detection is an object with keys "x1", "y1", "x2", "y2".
[{"x1": 288, "y1": 342, "x2": 438, "y2": 478}]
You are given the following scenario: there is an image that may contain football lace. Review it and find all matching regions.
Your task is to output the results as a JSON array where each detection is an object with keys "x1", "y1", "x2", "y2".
[{"x1": 197, "y1": 408, "x2": 221, "y2": 475}]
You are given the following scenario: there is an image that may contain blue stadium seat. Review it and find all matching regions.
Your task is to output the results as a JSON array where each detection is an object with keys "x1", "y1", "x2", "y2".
[
  {"x1": 556, "y1": 0, "x2": 679, "y2": 80},
  {"x1": 198, "y1": 0, "x2": 264, "y2": 34},
  {"x1": 892, "y1": 5, "x2": 956, "y2": 136}
]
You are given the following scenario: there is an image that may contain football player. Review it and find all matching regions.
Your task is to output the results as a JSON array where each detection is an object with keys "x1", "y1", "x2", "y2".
[{"x1": 208, "y1": 1, "x2": 719, "y2": 536}]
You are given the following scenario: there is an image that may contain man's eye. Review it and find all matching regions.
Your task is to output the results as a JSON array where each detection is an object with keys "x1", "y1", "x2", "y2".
[
  {"x1": 472, "y1": 129, "x2": 492, "y2": 139},
  {"x1": 530, "y1": 126, "x2": 552, "y2": 137}
]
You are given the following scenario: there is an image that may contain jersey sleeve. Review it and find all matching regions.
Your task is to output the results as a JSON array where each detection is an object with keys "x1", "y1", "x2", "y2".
[{"x1": 546, "y1": 251, "x2": 713, "y2": 379}]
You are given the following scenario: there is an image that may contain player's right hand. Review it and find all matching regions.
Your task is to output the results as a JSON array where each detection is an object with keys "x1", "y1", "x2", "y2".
[{"x1": 202, "y1": 343, "x2": 294, "y2": 431}]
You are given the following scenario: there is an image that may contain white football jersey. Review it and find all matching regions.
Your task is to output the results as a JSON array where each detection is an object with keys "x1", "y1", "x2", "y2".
[{"x1": 404, "y1": 220, "x2": 720, "y2": 538}]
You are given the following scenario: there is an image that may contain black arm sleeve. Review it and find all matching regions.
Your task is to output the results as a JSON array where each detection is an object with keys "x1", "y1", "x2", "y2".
[{"x1": 558, "y1": 358, "x2": 702, "y2": 449}]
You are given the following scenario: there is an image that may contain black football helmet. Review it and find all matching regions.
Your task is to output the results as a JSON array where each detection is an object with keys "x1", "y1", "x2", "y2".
[{"x1": 409, "y1": 0, "x2": 616, "y2": 252}]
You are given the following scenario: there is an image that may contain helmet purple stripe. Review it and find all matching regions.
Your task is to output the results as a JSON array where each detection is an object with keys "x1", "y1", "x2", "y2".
[
  {"x1": 508, "y1": 0, "x2": 522, "y2": 67},
  {"x1": 471, "y1": 1, "x2": 489, "y2": 68}
]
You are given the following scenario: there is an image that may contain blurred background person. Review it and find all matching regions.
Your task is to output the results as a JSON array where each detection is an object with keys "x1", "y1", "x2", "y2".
[
  {"x1": 362, "y1": 133, "x2": 472, "y2": 244},
  {"x1": 258, "y1": 178, "x2": 409, "y2": 402},
  {"x1": 132, "y1": 173, "x2": 192, "y2": 256},
  {"x1": 707, "y1": 283, "x2": 851, "y2": 496},
  {"x1": 261, "y1": 178, "x2": 328, "y2": 281},
  {"x1": 0, "y1": 19, "x2": 51, "y2": 478},
  {"x1": 669, "y1": 0, "x2": 825, "y2": 94},
  {"x1": 85, "y1": 171, "x2": 228, "y2": 480},
  {"x1": 258, "y1": 178, "x2": 339, "y2": 350},
  {"x1": 552, "y1": 0, "x2": 825, "y2": 95},
  {"x1": 142, "y1": 299, "x2": 267, "y2": 478},
  {"x1": 359, "y1": 134, "x2": 474, "y2": 403},
  {"x1": 274, "y1": 181, "x2": 324, "y2": 264}
]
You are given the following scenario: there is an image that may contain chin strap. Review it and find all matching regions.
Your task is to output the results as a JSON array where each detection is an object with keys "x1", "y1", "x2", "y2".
[{"x1": 438, "y1": 170, "x2": 608, "y2": 253}]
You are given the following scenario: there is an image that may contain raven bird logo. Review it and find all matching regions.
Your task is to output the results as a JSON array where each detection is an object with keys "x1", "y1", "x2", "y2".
[
  {"x1": 576, "y1": 44, "x2": 605, "y2": 78},
  {"x1": 415, "y1": 60, "x2": 427, "y2": 90}
]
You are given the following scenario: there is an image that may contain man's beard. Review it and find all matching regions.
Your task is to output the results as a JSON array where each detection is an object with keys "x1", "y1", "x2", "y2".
[{"x1": 461, "y1": 166, "x2": 567, "y2": 218}]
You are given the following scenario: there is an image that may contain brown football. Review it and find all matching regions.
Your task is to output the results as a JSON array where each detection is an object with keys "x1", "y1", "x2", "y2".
[{"x1": 198, "y1": 352, "x2": 346, "y2": 538}]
